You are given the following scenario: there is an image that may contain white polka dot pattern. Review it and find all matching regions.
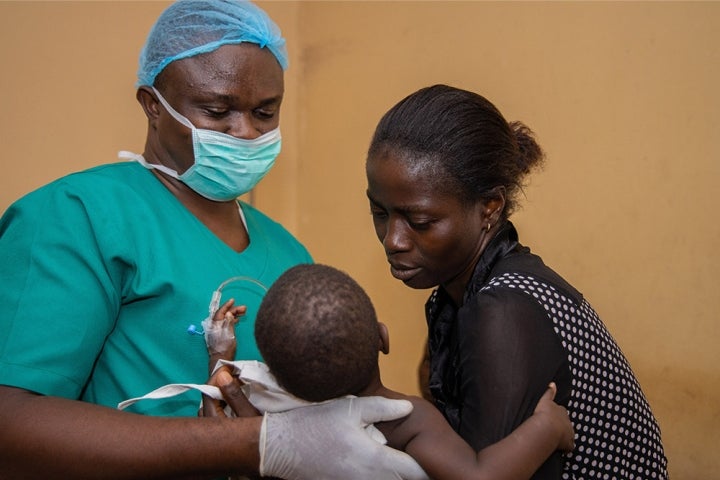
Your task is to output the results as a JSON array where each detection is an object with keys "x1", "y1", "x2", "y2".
[{"x1": 484, "y1": 273, "x2": 668, "y2": 480}]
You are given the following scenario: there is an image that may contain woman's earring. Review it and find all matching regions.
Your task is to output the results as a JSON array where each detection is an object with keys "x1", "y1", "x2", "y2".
[{"x1": 487, "y1": 223, "x2": 492, "y2": 233}]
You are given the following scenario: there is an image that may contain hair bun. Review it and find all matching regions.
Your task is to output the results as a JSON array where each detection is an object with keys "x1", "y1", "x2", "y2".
[{"x1": 509, "y1": 121, "x2": 545, "y2": 175}]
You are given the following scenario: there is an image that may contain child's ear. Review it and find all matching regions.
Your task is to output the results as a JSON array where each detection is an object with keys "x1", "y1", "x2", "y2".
[{"x1": 378, "y1": 322, "x2": 390, "y2": 355}]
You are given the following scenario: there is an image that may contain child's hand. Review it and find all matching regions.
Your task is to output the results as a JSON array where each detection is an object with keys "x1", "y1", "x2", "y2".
[
  {"x1": 204, "y1": 298, "x2": 246, "y2": 373},
  {"x1": 534, "y1": 382, "x2": 575, "y2": 452},
  {"x1": 201, "y1": 366, "x2": 261, "y2": 419}
]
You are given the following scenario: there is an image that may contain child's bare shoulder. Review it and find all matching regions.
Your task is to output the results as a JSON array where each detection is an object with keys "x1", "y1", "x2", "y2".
[{"x1": 374, "y1": 391, "x2": 448, "y2": 451}]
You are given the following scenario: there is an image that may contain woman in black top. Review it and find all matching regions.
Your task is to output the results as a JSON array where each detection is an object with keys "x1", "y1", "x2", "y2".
[{"x1": 365, "y1": 84, "x2": 668, "y2": 479}]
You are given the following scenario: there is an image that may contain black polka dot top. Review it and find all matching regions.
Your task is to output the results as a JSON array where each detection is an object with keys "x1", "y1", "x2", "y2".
[
  {"x1": 426, "y1": 222, "x2": 668, "y2": 479},
  {"x1": 485, "y1": 272, "x2": 667, "y2": 479}
]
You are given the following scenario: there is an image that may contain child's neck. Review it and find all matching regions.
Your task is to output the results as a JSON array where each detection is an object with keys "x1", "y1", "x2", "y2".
[{"x1": 357, "y1": 376, "x2": 404, "y2": 400}]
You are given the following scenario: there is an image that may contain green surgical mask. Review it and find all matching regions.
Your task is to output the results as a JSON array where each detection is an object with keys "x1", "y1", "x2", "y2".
[{"x1": 142, "y1": 87, "x2": 282, "y2": 202}]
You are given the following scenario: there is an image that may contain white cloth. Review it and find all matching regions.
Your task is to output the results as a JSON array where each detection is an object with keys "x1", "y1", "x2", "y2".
[
  {"x1": 117, "y1": 360, "x2": 386, "y2": 444},
  {"x1": 119, "y1": 360, "x2": 310, "y2": 413}
]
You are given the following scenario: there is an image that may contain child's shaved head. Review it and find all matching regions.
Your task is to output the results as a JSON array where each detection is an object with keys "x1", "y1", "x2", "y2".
[{"x1": 255, "y1": 264, "x2": 380, "y2": 402}]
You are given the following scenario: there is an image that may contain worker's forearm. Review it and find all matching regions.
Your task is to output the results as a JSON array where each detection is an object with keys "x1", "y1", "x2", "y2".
[{"x1": 0, "y1": 386, "x2": 261, "y2": 479}]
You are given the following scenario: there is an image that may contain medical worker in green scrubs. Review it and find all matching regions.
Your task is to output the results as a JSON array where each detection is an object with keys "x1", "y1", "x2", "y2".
[{"x1": 0, "y1": 1, "x2": 427, "y2": 479}]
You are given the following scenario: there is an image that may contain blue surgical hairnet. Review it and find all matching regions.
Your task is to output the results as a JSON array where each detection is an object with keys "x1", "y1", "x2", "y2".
[{"x1": 137, "y1": 0, "x2": 288, "y2": 87}]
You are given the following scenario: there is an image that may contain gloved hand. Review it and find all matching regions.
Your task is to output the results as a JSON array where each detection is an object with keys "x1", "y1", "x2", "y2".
[{"x1": 259, "y1": 396, "x2": 430, "y2": 480}]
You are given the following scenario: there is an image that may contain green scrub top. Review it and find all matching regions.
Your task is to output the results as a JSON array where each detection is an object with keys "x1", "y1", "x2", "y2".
[{"x1": 0, "y1": 162, "x2": 312, "y2": 417}]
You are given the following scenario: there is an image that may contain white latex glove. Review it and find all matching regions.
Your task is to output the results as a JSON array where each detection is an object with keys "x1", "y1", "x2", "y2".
[{"x1": 260, "y1": 396, "x2": 430, "y2": 480}]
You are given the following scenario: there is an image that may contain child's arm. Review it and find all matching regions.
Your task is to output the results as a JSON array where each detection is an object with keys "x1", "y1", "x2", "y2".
[
  {"x1": 201, "y1": 311, "x2": 266, "y2": 480},
  {"x1": 201, "y1": 299, "x2": 260, "y2": 419},
  {"x1": 205, "y1": 298, "x2": 246, "y2": 374},
  {"x1": 381, "y1": 383, "x2": 573, "y2": 480},
  {"x1": 202, "y1": 368, "x2": 261, "y2": 418},
  {"x1": 473, "y1": 383, "x2": 573, "y2": 476}
]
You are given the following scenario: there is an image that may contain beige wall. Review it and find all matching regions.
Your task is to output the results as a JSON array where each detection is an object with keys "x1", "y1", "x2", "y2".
[{"x1": 1, "y1": 2, "x2": 718, "y2": 478}]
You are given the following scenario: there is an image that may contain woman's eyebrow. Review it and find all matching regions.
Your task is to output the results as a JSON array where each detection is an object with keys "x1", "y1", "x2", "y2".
[{"x1": 366, "y1": 191, "x2": 428, "y2": 215}]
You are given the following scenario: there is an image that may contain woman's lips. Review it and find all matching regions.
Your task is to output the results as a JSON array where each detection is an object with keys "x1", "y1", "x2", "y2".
[{"x1": 390, "y1": 264, "x2": 421, "y2": 282}]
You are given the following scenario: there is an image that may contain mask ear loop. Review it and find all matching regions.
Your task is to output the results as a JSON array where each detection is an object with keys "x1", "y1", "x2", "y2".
[
  {"x1": 188, "y1": 276, "x2": 269, "y2": 336},
  {"x1": 152, "y1": 86, "x2": 196, "y2": 130}
]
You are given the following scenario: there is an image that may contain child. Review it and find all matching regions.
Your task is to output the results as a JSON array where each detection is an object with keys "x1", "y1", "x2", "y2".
[{"x1": 205, "y1": 263, "x2": 574, "y2": 480}]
